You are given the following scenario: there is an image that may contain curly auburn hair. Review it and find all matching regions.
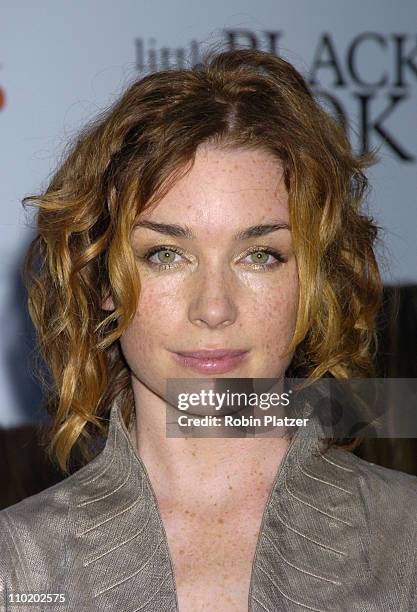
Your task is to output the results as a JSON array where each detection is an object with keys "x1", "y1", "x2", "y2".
[{"x1": 22, "y1": 47, "x2": 383, "y2": 473}]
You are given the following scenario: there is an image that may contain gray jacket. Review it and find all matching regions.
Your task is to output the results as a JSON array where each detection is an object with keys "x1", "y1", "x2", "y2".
[{"x1": 1, "y1": 398, "x2": 416, "y2": 611}]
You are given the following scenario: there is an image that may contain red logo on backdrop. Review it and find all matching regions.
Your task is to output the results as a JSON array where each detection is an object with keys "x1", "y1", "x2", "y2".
[{"x1": 0, "y1": 63, "x2": 5, "y2": 110}]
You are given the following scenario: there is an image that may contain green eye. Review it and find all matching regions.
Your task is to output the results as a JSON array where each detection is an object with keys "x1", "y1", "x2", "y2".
[
  {"x1": 155, "y1": 249, "x2": 178, "y2": 264},
  {"x1": 143, "y1": 245, "x2": 285, "y2": 272},
  {"x1": 243, "y1": 248, "x2": 286, "y2": 270},
  {"x1": 144, "y1": 246, "x2": 185, "y2": 269},
  {"x1": 249, "y1": 251, "x2": 270, "y2": 264}
]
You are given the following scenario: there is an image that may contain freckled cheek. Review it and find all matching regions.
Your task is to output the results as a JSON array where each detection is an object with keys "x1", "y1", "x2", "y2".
[
  {"x1": 245, "y1": 285, "x2": 299, "y2": 354},
  {"x1": 125, "y1": 283, "x2": 183, "y2": 346},
  {"x1": 251, "y1": 294, "x2": 297, "y2": 330}
]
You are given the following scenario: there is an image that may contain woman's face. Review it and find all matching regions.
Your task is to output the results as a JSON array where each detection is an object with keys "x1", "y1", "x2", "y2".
[{"x1": 113, "y1": 144, "x2": 299, "y2": 400}]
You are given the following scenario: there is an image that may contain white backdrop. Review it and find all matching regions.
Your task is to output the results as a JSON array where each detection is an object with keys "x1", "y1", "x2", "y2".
[{"x1": 1, "y1": 1, "x2": 416, "y2": 424}]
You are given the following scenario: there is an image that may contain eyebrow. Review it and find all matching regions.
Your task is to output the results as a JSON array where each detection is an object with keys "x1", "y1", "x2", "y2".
[{"x1": 134, "y1": 220, "x2": 290, "y2": 240}]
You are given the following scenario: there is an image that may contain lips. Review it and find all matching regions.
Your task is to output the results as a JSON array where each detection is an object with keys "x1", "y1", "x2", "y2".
[
  {"x1": 175, "y1": 349, "x2": 247, "y2": 359},
  {"x1": 172, "y1": 349, "x2": 249, "y2": 374}
]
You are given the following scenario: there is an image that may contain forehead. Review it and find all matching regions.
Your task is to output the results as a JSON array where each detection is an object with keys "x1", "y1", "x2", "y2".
[{"x1": 140, "y1": 145, "x2": 289, "y2": 230}]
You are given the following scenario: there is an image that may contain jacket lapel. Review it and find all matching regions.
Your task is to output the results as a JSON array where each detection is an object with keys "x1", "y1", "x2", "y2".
[
  {"x1": 69, "y1": 399, "x2": 178, "y2": 611},
  {"x1": 248, "y1": 413, "x2": 359, "y2": 611},
  {"x1": 67, "y1": 396, "x2": 358, "y2": 612}
]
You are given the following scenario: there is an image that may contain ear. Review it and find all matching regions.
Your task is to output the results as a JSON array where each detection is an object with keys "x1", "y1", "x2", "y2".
[{"x1": 101, "y1": 294, "x2": 115, "y2": 311}]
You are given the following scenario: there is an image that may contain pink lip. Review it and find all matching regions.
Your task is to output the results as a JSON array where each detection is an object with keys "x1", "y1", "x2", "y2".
[{"x1": 172, "y1": 349, "x2": 249, "y2": 374}]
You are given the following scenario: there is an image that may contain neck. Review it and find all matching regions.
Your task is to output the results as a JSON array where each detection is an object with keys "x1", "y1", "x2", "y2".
[{"x1": 130, "y1": 377, "x2": 290, "y2": 511}]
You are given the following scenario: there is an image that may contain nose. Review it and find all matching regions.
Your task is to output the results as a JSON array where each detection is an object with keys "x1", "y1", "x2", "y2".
[{"x1": 188, "y1": 265, "x2": 238, "y2": 330}]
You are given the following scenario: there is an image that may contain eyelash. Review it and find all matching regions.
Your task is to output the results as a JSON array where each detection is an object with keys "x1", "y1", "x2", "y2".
[{"x1": 141, "y1": 245, "x2": 286, "y2": 272}]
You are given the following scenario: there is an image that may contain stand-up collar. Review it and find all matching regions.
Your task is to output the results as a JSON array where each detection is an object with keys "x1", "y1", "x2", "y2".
[{"x1": 70, "y1": 396, "x2": 361, "y2": 612}]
